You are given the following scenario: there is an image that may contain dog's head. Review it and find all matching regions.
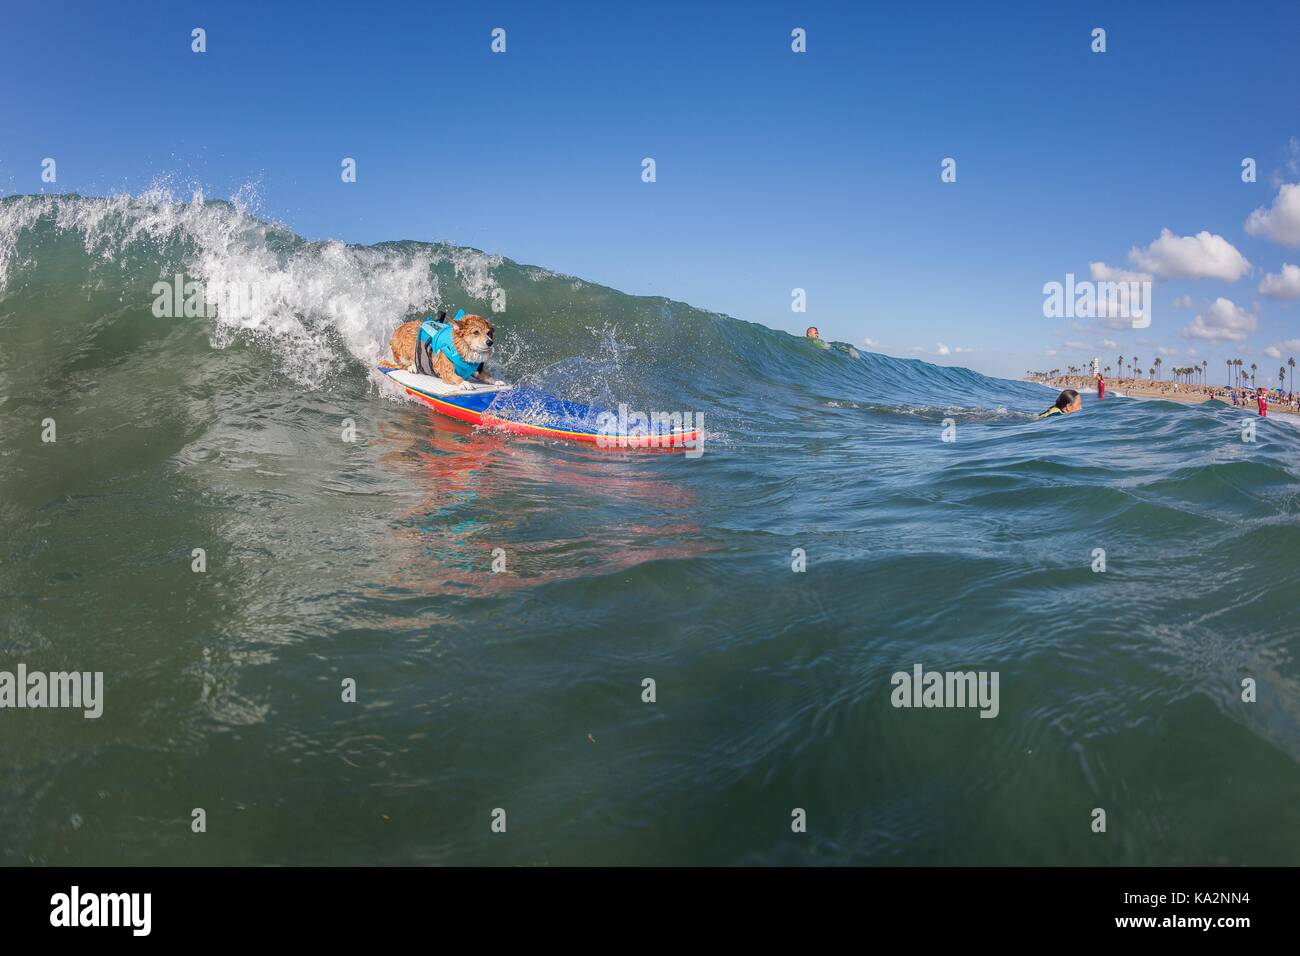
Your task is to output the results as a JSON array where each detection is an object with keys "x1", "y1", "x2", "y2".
[{"x1": 452, "y1": 313, "x2": 495, "y2": 363}]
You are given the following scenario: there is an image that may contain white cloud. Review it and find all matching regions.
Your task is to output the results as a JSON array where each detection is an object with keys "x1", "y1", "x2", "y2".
[
  {"x1": 1128, "y1": 229, "x2": 1251, "y2": 281},
  {"x1": 1259, "y1": 262, "x2": 1300, "y2": 299},
  {"x1": 1171, "y1": 294, "x2": 1194, "y2": 309},
  {"x1": 1274, "y1": 138, "x2": 1300, "y2": 187},
  {"x1": 910, "y1": 343, "x2": 973, "y2": 358},
  {"x1": 1099, "y1": 338, "x2": 1118, "y2": 349},
  {"x1": 1245, "y1": 183, "x2": 1300, "y2": 247},
  {"x1": 1286, "y1": 138, "x2": 1300, "y2": 179},
  {"x1": 1044, "y1": 348, "x2": 1058, "y2": 357},
  {"x1": 1264, "y1": 338, "x2": 1300, "y2": 358},
  {"x1": 862, "y1": 336, "x2": 879, "y2": 347},
  {"x1": 1063, "y1": 340, "x2": 1090, "y2": 350},
  {"x1": 1089, "y1": 262, "x2": 1152, "y2": 283},
  {"x1": 1181, "y1": 297, "x2": 1257, "y2": 342}
]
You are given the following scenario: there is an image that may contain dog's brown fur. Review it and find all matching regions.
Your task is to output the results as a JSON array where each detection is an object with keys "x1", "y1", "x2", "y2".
[{"x1": 384, "y1": 314, "x2": 496, "y2": 386}]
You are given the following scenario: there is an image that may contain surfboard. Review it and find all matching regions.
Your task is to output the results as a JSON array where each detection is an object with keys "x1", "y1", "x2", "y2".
[{"x1": 374, "y1": 367, "x2": 700, "y2": 448}]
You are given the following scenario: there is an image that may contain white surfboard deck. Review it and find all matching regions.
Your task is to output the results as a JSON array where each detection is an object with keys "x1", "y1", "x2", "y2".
[{"x1": 380, "y1": 367, "x2": 512, "y2": 396}]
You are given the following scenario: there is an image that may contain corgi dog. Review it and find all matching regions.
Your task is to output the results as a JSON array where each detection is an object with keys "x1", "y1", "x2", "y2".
[{"x1": 385, "y1": 310, "x2": 503, "y2": 388}]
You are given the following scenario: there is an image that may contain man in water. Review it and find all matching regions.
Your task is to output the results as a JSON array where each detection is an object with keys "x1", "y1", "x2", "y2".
[
  {"x1": 805, "y1": 326, "x2": 820, "y2": 341},
  {"x1": 1038, "y1": 389, "x2": 1082, "y2": 418},
  {"x1": 1095, "y1": 370, "x2": 1105, "y2": 400},
  {"x1": 1257, "y1": 387, "x2": 1269, "y2": 417}
]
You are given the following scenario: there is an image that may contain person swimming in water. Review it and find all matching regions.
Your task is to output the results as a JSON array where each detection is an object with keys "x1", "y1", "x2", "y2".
[
  {"x1": 805, "y1": 326, "x2": 820, "y2": 340},
  {"x1": 1037, "y1": 388, "x2": 1082, "y2": 418}
]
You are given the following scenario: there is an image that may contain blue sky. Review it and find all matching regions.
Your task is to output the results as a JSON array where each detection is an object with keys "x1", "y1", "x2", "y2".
[{"x1": 2, "y1": 0, "x2": 1299, "y2": 381}]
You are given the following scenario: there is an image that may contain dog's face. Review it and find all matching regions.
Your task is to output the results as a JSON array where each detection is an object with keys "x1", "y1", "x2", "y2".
[{"x1": 453, "y1": 314, "x2": 495, "y2": 362}]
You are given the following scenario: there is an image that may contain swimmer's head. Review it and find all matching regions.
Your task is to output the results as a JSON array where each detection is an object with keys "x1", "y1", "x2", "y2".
[
  {"x1": 805, "y1": 326, "x2": 820, "y2": 340},
  {"x1": 1056, "y1": 389, "x2": 1082, "y2": 413}
]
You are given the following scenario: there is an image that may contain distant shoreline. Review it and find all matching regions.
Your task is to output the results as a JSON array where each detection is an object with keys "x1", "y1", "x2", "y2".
[{"x1": 1028, "y1": 375, "x2": 1300, "y2": 423}]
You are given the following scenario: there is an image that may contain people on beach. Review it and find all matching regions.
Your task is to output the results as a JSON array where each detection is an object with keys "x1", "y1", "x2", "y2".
[
  {"x1": 1037, "y1": 389, "x2": 1082, "y2": 418},
  {"x1": 1028, "y1": 373, "x2": 1299, "y2": 418}
]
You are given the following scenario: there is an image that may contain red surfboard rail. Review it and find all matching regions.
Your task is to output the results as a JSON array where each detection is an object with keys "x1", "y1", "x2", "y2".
[{"x1": 376, "y1": 367, "x2": 700, "y2": 448}]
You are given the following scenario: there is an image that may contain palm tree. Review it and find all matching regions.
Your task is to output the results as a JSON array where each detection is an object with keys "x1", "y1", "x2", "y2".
[
  {"x1": 1201, "y1": 360, "x2": 1208, "y2": 385},
  {"x1": 1250, "y1": 362, "x2": 1257, "y2": 387},
  {"x1": 1289, "y1": 356, "x2": 1295, "y2": 395}
]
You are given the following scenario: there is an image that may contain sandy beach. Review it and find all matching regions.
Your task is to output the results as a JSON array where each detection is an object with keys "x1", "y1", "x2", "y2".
[{"x1": 1031, "y1": 374, "x2": 1300, "y2": 423}]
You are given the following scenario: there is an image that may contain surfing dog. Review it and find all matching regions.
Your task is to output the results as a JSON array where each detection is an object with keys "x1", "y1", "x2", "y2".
[{"x1": 384, "y1": 310, "x2": 503, "y2": 388}]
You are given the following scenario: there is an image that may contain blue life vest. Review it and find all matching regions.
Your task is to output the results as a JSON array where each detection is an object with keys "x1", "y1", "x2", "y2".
[{"x1": 417, "y1": 309, "x2": 482, "y2": 379}]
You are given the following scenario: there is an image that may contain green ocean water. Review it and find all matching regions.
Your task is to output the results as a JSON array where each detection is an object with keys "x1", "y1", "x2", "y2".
[{"x1": 2, "y1": 193, "x2": 1299, "y2": 865}]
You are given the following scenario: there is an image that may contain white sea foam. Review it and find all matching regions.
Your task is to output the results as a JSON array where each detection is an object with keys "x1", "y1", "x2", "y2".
[{"x1": 0, "y1": 184, "x2": 510, "y2": 387}]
